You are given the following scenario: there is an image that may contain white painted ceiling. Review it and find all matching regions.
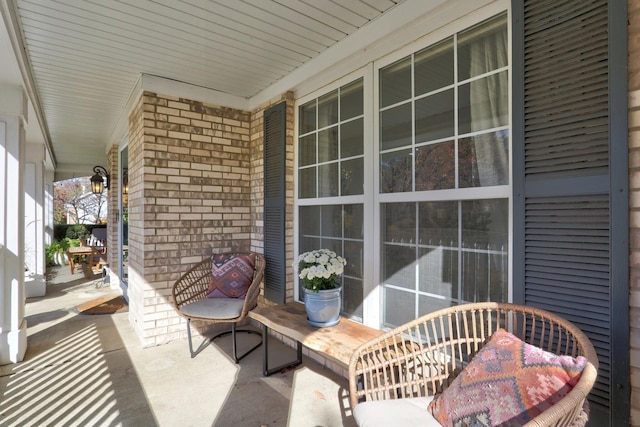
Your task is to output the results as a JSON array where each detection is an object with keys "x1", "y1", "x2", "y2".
[{"x1": 2, "y1": 0, "x2": 405, "y2": 178}]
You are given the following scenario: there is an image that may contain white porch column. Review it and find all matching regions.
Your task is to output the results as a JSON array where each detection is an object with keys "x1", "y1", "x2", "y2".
[
  {"x1": 44, "y1": 170, "x2": 54, "y2": 248},
  {"x1": 0, "y1": 85, "x2": 27, "y2": 364},
  {"x1": 25, "y1": 143, "x2": 45, "y2": 298}
]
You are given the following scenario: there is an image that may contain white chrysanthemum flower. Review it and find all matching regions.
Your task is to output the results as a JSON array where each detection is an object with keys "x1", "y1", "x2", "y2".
[{"x1": 293, "y1": 249, "x2": 347, "y2": 290}]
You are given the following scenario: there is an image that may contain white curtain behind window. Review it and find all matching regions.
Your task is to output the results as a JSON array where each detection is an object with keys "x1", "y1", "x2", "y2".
[
  {"x1": 469, "y1": 25, "x2": 508, "y2": 187},
  {"x1": 467, "y1": 19, "x2": 509, "y2": 290}
]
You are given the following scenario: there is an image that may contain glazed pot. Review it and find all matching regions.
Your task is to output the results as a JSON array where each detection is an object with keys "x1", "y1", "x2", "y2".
[{"x1": 303, "y1": 286, "x2": 341, "y2": 327}]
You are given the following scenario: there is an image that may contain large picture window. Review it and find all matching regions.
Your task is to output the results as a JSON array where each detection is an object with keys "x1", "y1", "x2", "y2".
[{"x1": 294, "y1": 11, "x2": 510, "y2": 329}]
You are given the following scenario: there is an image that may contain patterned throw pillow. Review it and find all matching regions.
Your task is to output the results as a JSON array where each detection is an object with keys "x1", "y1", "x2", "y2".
[
  {"x1": 206, "y1": 253, "x2": 256, "y2": 299},
  {"x1": 428, "y1": 328, "x2": 587, "y2": 427}
]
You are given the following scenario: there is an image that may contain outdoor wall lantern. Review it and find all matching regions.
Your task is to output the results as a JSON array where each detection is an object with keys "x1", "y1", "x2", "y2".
[
  {"x1": 122, "y1": 169, "x2": 129, "y2": 204},
  {"x1": 90, "y1": 165, "x2": 109, "y2": 194},
  {"x1": 122, "y1": 169, "x2": 128, "y2": 195}
]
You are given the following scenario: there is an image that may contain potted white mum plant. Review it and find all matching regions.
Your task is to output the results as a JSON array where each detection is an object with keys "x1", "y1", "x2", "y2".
[{"x1": 294, "y1": 249, "x2": 347, "y2": 327}]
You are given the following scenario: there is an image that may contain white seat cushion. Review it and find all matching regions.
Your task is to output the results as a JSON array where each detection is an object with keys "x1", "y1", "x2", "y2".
[
  {"x1": 180, "y1": 298, "x2": 244, "y2": 320},
  {"x1": 353, "y1": 396, "x2": 439, "y2": 427}
]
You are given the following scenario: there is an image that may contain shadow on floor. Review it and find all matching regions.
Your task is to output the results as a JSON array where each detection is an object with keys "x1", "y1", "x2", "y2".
[
  {"x1": 2, "y1": 267, "x2": 358, "y2": 426},
  {"x1": 210, "y1": 332, "x2": 291, "y2": 426},
  {"x1": 210, "y1": 331, "x2": 356, "y2": 427},
  {"x1": 0, "y1": 314, "x2": 156, "y2": 426}
]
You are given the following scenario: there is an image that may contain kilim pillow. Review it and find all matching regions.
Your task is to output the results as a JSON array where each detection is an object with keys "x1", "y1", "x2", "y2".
[
  {"x1": 428, "y1": 328, "x2": 587, "y2": 427},
  {"x1": 206, "y1": 253, "x2": 256, "y2": 299}
]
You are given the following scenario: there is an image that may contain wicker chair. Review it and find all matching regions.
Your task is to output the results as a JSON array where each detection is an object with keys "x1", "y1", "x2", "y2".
[
  {"x1": 348, "y1": 302, "x2": 599, "y2": 427},
  {"x1": 172, "y1": 252, "x2": 265, "y2": 362}
]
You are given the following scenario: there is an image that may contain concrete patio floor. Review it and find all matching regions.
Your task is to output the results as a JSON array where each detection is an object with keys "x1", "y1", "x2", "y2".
[{"x1": 0, "y1": 266, "x2": 357, "y2": 426}]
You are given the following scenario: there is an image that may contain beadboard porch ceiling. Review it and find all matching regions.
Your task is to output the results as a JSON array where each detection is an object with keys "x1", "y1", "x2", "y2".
[{"x1": 2, "y1": 0, "x2": 418, "y2": 178}]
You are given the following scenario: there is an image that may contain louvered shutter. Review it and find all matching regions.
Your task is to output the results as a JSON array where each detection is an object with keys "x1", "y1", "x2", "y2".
[
  {"x1": 512, "y1": 0, "x2": 628, "y2": 425},
  {"x1": 263, "y1": 102, "x2": 286, "y2": 303}
]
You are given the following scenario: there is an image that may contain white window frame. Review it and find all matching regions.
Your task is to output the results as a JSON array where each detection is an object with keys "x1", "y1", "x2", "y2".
[
  {"x1": 294, "y1": 66, "x2": 374, "y2": 311},
  {"x1": 118, "y1": 138, "x2": 129, "y2": 294},
  {"x1": 293, "y1": 1, "x2": 512, "y2": 329}
]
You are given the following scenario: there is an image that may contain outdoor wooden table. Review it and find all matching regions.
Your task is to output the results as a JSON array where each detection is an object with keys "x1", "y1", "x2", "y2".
[
  {"x1": 249, "y1": 302, "x2": 382, "y2": 376},
  {"x1": 66, "y1": 246, "x2": 106, "y2": 278},
  {"x1": 66, "y1": 246, "x2": 94, "y2": 275}
]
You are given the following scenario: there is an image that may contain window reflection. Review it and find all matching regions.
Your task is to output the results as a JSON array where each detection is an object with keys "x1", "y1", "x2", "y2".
[
  {"x1": 298, "y1": 78, "x2": 364, "y2": 199},
  {"x1": 299, "y1": 204, "x2": 364, "y2": 320},
  {"x1": 379, "y1": 13, "x2": 509, "y2": 327}
]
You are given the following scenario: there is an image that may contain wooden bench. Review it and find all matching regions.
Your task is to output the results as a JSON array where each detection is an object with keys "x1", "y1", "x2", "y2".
[{"x1": 249, "y1": 302, "x2": 382, "y2": 376}]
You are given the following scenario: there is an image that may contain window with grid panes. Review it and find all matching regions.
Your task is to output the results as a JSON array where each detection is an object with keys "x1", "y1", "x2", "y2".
[
  {"x1": 294, "y1": 12, "x2": 510, "y2": 328},
  {"x1": 378, "y1": 13, "x2": 510, "y2": 328},
  {"x1": 297, "y1": 79, "x2": 365, "y2": 320}
]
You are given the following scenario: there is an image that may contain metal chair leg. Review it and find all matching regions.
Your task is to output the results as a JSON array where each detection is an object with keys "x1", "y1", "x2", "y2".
[
  {"x1": 212, "y1": 323, "x2": 263, "y2": 363},
  {"x1": 186, "y1": 318, "x2": 214, "y2": 358},
  {"x1": 186, "y1": 319, "x2": 262, "y2": 362}
]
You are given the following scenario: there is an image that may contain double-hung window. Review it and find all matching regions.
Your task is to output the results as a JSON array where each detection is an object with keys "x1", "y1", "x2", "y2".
[
  {"x1": 378, "y1": 13, "x2": 510, "y2": 328},
  {"x1": 295, "y1": 11, "x2": 510, "y2": 328},
  {"x1": 297, "y1": 78, "x2": 366, "y2": 320}
]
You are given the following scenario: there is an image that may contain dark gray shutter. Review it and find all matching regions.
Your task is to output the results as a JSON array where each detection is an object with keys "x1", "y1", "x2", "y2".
[
  {"x1": 263, "y1": 102, "x2": 286, "y2": 303},
  {"x1": 512, "y1": 0, "x2": 628, "y2": 425}
]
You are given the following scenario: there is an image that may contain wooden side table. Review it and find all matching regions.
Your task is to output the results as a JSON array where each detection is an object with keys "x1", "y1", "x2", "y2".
[{"x1": 249, "y1": 302, "x2": 382, "y2": 376}]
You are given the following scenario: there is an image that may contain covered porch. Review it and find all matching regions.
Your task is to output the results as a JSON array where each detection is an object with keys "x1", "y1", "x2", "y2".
[{"x1": 0, "y1": 0, "x2": 636, "y2": 425}]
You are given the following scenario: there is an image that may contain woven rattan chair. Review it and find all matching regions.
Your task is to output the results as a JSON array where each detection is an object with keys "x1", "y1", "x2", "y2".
[
  {"x1": 172, "y1": 252, "x2": 265, "y2": 362},
  {"x1": 348, "y1": 302, "x2": 599, "y2": 427}
]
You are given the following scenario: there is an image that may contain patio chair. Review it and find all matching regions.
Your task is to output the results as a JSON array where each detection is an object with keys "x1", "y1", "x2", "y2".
[
  {"x1": 88, "y1": 245, "x2": 108, "y2": 277},
  {"x1": 348, "y1": 302, "x2": 599, "y2": 427},
  {"x1": 172, "y1": 252, "x2": 265, "y2": 362},
  {"x1": 85, "y1": 227, "x2": 107, "y2": 247},
  {"x1": 82, "y1": 228, "x2": 108, "y2": 278}
]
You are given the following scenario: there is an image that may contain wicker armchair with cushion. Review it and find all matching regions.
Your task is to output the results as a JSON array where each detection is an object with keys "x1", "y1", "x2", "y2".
[
  {"x1": 172, "y1": 252, "x2": 265, "y2": 362},
  {"x1": 348, "y1": 302, "x2": 598, "y2": 427}
]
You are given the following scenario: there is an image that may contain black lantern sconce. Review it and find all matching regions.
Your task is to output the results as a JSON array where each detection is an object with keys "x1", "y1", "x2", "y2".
[
  {"x1": 122, "y1": 169, "x2": 129, "y2": 195},
  {"x1": 122, "y1": 169, "x2": 129, "y2": 205},
  {"x1": 90, "y1": 165, "x2": 109, "y2": 194}
]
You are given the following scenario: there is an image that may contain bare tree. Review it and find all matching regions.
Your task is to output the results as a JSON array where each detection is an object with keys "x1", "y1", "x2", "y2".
[
  {"x1": 53, "y1": 178, "x2": 108, "y2": 224},
  {"x1": 83, "y1": 190, "x2": 108, "y2": 224}
]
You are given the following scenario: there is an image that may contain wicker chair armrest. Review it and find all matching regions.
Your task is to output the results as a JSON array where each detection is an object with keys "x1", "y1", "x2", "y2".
[
  {"x1": 172, "y1": 257, "x2": 213, "y2": 311},
  {"x1": 238, "y1": 253, "x2": 265, "y2": 319},
  {"x1": 348, "y1": 318, "x2": 446, "y2": 409}
]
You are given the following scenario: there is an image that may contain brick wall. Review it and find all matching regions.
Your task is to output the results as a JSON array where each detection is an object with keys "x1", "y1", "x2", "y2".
[
  {"x1": 121, "y1": 87, "x2": 349, "y2": 378},
  {"x1": 249, "y1": 92, "x2": 296, "y2": 306},
  {"x1": 125, "y1": 91, "x2": 252, "y2": 345},
  {"x1": 630, "y1": 0, "x2": 640, "y2": 423},
  {"x1": 128, "y1": 95, "x2": 145, "y2": 342}
]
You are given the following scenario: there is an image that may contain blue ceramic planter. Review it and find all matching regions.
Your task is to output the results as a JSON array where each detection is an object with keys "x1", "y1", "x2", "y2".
[{"x1": 303, "y1": 286, "x2": 341, "y2": 327}]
